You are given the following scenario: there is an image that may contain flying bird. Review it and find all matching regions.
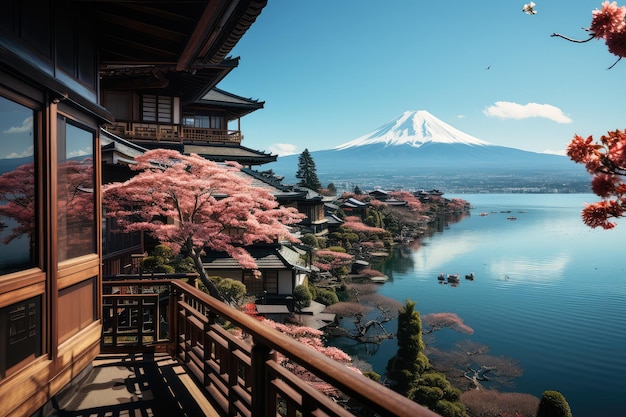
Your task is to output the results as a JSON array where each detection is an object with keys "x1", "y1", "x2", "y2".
[{"x1": 522, "y1": 2, "x2": 537, "y2": 15}]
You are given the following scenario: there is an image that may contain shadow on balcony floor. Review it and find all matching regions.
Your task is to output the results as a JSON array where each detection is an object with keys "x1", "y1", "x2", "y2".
[{"x1": 48, "y1": 352, "x2": 219, "y2": 417}]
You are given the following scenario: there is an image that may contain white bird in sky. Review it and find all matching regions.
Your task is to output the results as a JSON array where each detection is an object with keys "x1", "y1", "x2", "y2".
[{"x1": 522, "y1": 2, "x2": 537, "y2": 15}]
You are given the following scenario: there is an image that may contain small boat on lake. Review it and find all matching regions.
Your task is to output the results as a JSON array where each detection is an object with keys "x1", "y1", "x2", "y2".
[
  {"x1": 465, "y1": 272, "x2": 474, "y2": 280},
  {"x1": 437, "y1": 273, "x2": 446, "y2": 281},
  {"x1": 370, "y1": 275, "x2": 388, "y2": 283}
]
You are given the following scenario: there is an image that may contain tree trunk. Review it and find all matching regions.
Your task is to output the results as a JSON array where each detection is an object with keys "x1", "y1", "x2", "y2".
[{"x1": 188, "y1": 246, "x2": 225, "y2": 302}]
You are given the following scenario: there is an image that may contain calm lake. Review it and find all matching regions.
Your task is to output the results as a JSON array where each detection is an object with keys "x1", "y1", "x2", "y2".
[{"x1": 332, "y1": 193, "x2": 626, "y2": 417}]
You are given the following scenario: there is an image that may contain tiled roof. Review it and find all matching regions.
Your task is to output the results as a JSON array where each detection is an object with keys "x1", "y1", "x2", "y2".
[{"x1": 202, "y1": 245, "x2": 307, "y2": 270}]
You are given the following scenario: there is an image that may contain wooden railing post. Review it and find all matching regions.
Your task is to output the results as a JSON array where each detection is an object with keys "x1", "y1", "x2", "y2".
[
  {"x1": 168, "y1": 284, "x2": 178, "y2": 357},
  {"x1": 251, "y1": 340, "x2": 275, "y2": 417}
]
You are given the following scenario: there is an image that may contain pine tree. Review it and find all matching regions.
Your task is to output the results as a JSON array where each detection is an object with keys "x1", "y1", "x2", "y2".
[
  {"x1": 386, "y1": 299, "x2": 430, "y2": 395},
  {"x1": 295, "y1": 148, "x2": 322, "y2": 191},
  {"x1": 387, "y1": 300, "x2": 467, "y2": 417}
]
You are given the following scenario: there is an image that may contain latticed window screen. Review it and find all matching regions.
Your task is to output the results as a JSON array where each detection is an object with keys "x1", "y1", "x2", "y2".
[
  {"x1": 142, "y1": 95, "x2": 172, "y2": 122},
  {"x1": 264, "y1": 271, "x2": 278, "y2": 294},
  {"x1": 243, "y1": 271, "x2": 263, "y2": 297}
]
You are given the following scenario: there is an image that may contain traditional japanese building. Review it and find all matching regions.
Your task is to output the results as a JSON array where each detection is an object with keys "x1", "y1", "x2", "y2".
[{"x1": 0, "y1": 1, "x2": 268, "y2": 415}]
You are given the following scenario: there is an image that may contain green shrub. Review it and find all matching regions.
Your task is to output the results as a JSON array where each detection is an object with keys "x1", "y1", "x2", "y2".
[
  {"x1": 214, "y1": 277, "x2": 246, "y2": 307},
  {"x1": 293, "y1": 284, "x2": 312, "y2": 310},
  {"x1": 141, "y1": 256, "x2": 175, "y2": 273},
  {"x1": 307, "y1": 283, "x2": 317, "y2": 300},
  {"x1": 170, "y1": 256, "x2": 195, "y2": 273},
  {"x1": 315, "y1": 288, "x2": 339, "y2": 306},
  {"x1": 326, "y1": 246, "x2": 346, "y2": 253},
  {"x1": 536, "y1": 391, "x2": 572, "y2": 417},
  {"x1": 300, "y1": 233, "x2": 319, "y2": 248},
  {"x1": 362, "y1": 371, "x2": 381, "y2": 382}
]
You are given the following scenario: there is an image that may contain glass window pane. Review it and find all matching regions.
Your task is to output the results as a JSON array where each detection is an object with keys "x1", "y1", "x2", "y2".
[
  {"x1": 57, "y1": 120, "x2": 95, "y2": 261},
  {"x1": 142, "y1": 95, "x2": 157, "y2": 122},
  {"x1": 0, "y1": 96, "x2": 37, "y2": 275}
]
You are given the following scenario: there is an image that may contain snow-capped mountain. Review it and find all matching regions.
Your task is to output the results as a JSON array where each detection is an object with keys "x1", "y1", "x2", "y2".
[
  {"x1": 335, "y1": 110, "x2": 489, "y2": 149},
  {"x1": 264, "y1": 110, "x2": 588, "y2": 192}
]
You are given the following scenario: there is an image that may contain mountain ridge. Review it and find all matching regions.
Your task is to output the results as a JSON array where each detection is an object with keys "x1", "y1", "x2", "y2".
[{"x1": 264, "y1": 110, "x2": 588, "y2": 193}]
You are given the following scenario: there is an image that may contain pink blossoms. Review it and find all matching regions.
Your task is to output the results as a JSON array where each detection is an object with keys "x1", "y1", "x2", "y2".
[{"x1": 567, "y1": 129, "x2": 626, "y2": 229}]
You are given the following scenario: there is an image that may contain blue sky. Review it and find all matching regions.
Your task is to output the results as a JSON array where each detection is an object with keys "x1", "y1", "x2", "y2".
[{"x1": 218, "y1": 1, "x2": 626, "y2": 157}]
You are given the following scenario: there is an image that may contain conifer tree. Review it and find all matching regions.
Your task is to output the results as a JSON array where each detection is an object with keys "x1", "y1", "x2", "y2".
[
  {"x1": 387, "y1": 300, "x2": 467, "y2": 417},
  {"x1": 386, "y1": 299, "x2": 430, "y2": 394},
  {"x1": 295, "y1": 148, "x2": 322, "y2": 191}
]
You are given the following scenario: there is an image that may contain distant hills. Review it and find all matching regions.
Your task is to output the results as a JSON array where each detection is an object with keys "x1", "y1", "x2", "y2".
[{"x1": 264, "y1": 110, "x2": 590, "y2": 193}]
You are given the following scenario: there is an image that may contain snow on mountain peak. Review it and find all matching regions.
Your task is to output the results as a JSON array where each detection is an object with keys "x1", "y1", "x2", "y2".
[{"x1": 334, "y1": 110, "x2": 490, "y2": 150}]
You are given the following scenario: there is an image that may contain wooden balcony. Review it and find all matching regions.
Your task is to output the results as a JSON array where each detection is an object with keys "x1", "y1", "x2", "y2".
[
  {"x1": 98, "y1": 278, "x2": 441, "y2": 417},
  {"x1": 104, "y1": 122, "x2": 242, "y2": 145}
]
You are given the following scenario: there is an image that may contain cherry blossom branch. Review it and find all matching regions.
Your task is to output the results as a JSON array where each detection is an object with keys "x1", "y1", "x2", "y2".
[{"x1": 550, "y1": 32, "x2": 595, "y2": 43}]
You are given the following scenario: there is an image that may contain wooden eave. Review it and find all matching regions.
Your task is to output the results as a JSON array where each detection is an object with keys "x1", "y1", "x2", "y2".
[
  {"x1": 86, "y1": 0, "x2": 267, "y2": 100},
  {"x1": 194, "y1": 87, "x2": 265, "y2": 119}
]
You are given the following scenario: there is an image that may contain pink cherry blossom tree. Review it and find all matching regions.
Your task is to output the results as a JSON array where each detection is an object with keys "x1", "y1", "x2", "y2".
[
  {"x1": 103, "y1": 149, "x2": 305, "y2": 299},
  {"x1": 312, "y1": 249, "x2": 354, "y2": 277},
  {"x1": 422, "y1": 312, "x2": 475, "y2": 335},
  {"x1": 343, "y1": 216, "x2": 386, "y2": 234}
]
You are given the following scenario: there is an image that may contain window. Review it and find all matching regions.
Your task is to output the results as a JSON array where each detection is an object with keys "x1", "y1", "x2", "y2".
[
  {"x1": 0, "y1": 96, "x2": 37, "y2": 275},
  {"x1": 264, "y1": 271, "x2": 278, "y2": 294},
  {"x1": 210, "y1": 116, "x2": 222, "y2": 129},
  {"x1": 243, "y1": 271, "x2": 263, "y2": 297},
  {"x1": 57, "y1": 118, "x2": 95, "y2": 261},
  {"x1": 182, "y1": 112, "x2": 224, "y2": 129},
  {"x1": 142, "y1": 95, "x2": 172, "y2": 123}
]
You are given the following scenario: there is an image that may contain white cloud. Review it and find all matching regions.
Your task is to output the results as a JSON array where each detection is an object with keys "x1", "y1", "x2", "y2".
[
  {"x1": 4, "y1": 145, "x2": 34, "y2": 159},
  {"x1": 456, "y1": 114, "x2": 466, "y2": 119},
  {"x1": 3, "y1": 116, "x2": 33, "y2": 134},
  {"x1": 269, "y1": 143, "x2": 298, "y2": 156},
  {"x1": 483, "y1": 101, "x2": 572, "y2": 124}
]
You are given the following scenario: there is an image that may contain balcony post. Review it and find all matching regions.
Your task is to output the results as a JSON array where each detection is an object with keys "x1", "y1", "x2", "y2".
[
  {"x1": 168, "y1": 284, "x2": 178, "y2": 357},
  {"x1": 251, "y1": 340, "x2": 275, "y2": 417}
]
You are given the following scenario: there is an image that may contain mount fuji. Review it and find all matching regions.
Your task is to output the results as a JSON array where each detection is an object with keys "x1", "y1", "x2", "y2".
[
  {"x1": 335, "y1": 110, "x2": 490, "y2": 150},
  {"x1": 264, "y1": 110, "x2": 589, "y2": 192}
]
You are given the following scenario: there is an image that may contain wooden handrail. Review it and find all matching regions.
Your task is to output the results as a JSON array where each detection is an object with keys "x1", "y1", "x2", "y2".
[
  {"x1": 172, "y1": 281, "x2": 440, "y2": 417},
  {"x1": 101, "y1": 278, "x2": 441, "y2": 417},
  {"x1": 104, "y1": 122, "x2": 242, "y2": 144}
]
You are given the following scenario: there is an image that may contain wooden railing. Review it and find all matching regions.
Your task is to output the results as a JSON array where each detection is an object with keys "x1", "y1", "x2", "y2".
[
  {"x1": 104, "y1": 122, "x2": 242, "y2": 144},
  {"x1": 101, "y1": 278, "x2": 440, "y2": 417}
]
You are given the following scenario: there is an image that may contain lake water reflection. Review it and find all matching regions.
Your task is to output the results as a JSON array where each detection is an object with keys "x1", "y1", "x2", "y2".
[{"x1": 331, "y1": 193, "x2": 626, "y2": 417}]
